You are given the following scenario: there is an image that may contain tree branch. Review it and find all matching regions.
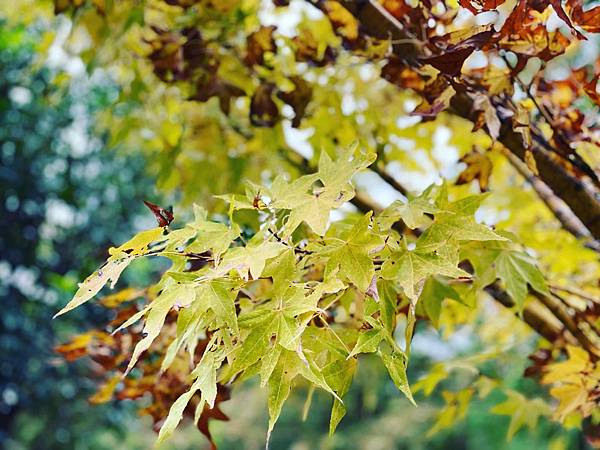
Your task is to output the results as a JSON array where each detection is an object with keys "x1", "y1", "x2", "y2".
[
  {"x1": 325, "y1": 0, "x2": 600, "y2": 241},
  {"x1": 500, "y1": 147, "x2": 600, "y2": 252}
]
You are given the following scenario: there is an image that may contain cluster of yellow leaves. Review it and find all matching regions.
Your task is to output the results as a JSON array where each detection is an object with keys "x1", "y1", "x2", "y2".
[{"x1": 541, "y1": 346, "x2": 600, "y2": 423}]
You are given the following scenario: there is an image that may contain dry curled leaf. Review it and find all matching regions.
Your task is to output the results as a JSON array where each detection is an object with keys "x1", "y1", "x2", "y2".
[
  {"x1": 250, "y1": 82, "x2": 279, "y2": 127},
  {"x1": 456, "y1": 150, "x2": 493, "y2": 191}
]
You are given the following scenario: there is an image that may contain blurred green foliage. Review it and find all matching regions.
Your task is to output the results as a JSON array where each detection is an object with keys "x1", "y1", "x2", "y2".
[{"x1": 0, "y1": 22, "x2": 164, "y2": 450}]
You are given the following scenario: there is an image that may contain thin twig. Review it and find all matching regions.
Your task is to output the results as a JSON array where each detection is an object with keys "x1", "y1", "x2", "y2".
[
  {"x1": 501, "y1": 147, "x2": 600, "y2": 253},
  {"x1": 549, "y1": 284, "x2": 600, "y2": 304},
  {"x1": 534, "y1": 291, "x2": 600, "y2": 358}
]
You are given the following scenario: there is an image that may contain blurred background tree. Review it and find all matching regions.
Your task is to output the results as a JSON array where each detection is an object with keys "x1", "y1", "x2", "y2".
[{"x1": 0, "y1": 21, "x2": 167, "y2": 450}]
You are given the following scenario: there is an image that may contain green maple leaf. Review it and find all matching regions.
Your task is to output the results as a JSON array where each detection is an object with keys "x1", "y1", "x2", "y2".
[
  {"x1": 229, "y1": 312, "x2": 276, "y2": 376},
  {"x1": 323, "y1": 357, "x2": 357, "y2": 435},
  {"x1": 378, "y1": 280, "x2": 399, "y2": 334},
  {"x1": 53, "y1": 257, "x2": 131, "y2": 318},
  {"x1": 464, "y1": 237, "x2": 549, "y2": 311},
  {"x1": 317, "y1": 143, "x2": 376, "y2": 190},
  {"x1": 347, "y1": 327, "x2": 384, "y2": 358},
  {"x1": 381, "y1": 238, "x2": 469, "y2": 300},
  {"x1": 378, "y1": 185, "x2": 439, "y2": 230},
  {"x1": 260, "y1": 345, "x2": 282, "y2": 387},
  {"x1": 270, "y1": 177, "x2": 347, "y2": 236},
  {"x1": 496, "y1": 250, "x2": 549, "y2": 310},
  {"x1": 379, "y1": 345, "x2": 415, "y2": 404},
  {"x1": 418, "y1": 212, "x2": 506, "y2": 251},
  {"x1": 108, "y1": 227, "x2": 166, "y2": 258},
  {"x1": 419, "y1": 276, "x2": 462, "y2": 328},
  {"x1": 160, "y1": 299, "x2": 211, "y2": 373},
  {"x1": 267, "y1": 350, "x2": 300, "y2": 440},
  {"x1": 157, "y1": 352, "x2": 217, "y2": 445},
  {"x1": 54, "y1": 227, "x2": 166, "y2": 317},
  {"x1": 268, "y1": 144, "x2": 375, "y2": 237},
  {"x1": 125, "y1": 283, "x2": 196, "y2": 375},
  {"x1": 186, "y1": 204, "x2": 240, "y2": 259},
  {"x1": 217, "y1": 233, "x2": 284, "y2": 280},
  {"x1": 322, "y1": 212, "x2": 383, "y2": 292},
  {"x1": 199, "y1": 279, "x2": 240, "y2": 335}
]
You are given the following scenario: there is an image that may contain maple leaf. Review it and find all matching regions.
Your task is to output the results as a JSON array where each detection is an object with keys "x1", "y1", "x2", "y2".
[
  {"x1": 317, "y1": 144, "x2": 376, "y2": 190},
  {"x1": 378, "y1": 189, "x2": 439, "y2": 230},
  {"x1": 244, "y1": 25, "x2": 277, "y2": 67},
  {"x1": 269, "y1": 145, "x2": 375, "y2": 236},
  {"x1": 412, "y1": 84, "x2": 456, "y2": 118},
  {"x1": 216, "y1": 234, "x2": 285, "y2": 280},
  {"x1": 463, "y1": 237, "x2": 549, "y2": 311},
  {"x1": 143, "y1": 200, "x2": 174, "y2": 227},
  {"x1": 381, "y1": 238, "x2": 469, "y2": 301},
  {"x1": 187, "y1": 205, "x2": 240, "y2": 259},
  {"x1": 322, "y1": 212, "x2": 383, "y2": 292},
  {"x1": 277, "y1": 76, "x2": 313, "y2": 128},
  {"x1": 541, "y1": 345, "x2": 600, "y2": 422},
  {"x1": 158, "y1": 352, "x2": 218, "y2": 445},
  {"x1": 381, "y1": 57, "x2": 426, "y2": 92},
  {"x1": 125, "y1": 283, "x2": 197, "y2": 375},
  {"x1": 323, "y1": 357, "x2": 357, "y2": 435},
  {"x1": 266, "y1": 349, "x2": 297, "y2": 442},
  {"x1": 428, "y1": 389, "x2": 473, "y2": 436},
  {"x1": 420, "y1": 29, "x2": 495, "y2": 77},
  {"x1": 228, "y1": 312, "x2": 277, "y2": 376},
  {"x1": 419, "y1": 276, "x2": 462, "y2": 328},
  {"x1": 456, "y1": 150, "x2": 493, "y2": 191},
  {"x1": 200, "y1": 280, "x2": 240, "y2": 335},
  {"x1": 490, "y1": 390, "x2": 551, "y2": 440},
  {"x1": 53, "y1": 257, "x2": 132, "y2": 317},
  {"x1": 250, "y1": 82, "x2": 279, "y2": 127},
  {"x1": 379, "y1": 345, "x2": 415, "y2": 404}
]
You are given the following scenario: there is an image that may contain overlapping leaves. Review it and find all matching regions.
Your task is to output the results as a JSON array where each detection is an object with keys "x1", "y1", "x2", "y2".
[{"x1": 55, "y1": 145, "x2": 538, "y2": 446}]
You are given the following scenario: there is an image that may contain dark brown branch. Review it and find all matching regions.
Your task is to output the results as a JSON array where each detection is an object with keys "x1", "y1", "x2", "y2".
[
  {"x1": 533, "y1": 291, "x2": 600, "y2": 358},
  {"x1": 484, "y1": 284, "x2": 563, "y2": 344},
  {"x1": 501, "y1": 148, "x2": 600, "y2": 252},
  {"x1": 326, "y1": 0, "x2": 600, "y2": 241}
]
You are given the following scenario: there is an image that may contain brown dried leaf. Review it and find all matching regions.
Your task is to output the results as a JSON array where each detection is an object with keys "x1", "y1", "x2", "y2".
[
  {"x1": 568, "y1": 0, "x2": 600, "y2": 33},
  {"x1": 500, "y1": 0, "x2": 529, "y2": 37},
  {"x1": 412, "y1": 83, "x2": 456, "y2": 118},
  {"x1": 292, "y1": 29, "x2": 337, "y2": 67},
  {"x1": 245, "y1": 26, "x2": 277, "y2": 67},
  {"x1": 250, "y1": 83, "x2": 279, "y2": 127},
  {"x1": 549, "y1": 0, "x2": 585, "y2": 39},
  {"x1": 459, "y1": 0, "x2": 506, "y2": 14},
  {"x1": 277, "y1": 76, "x2": 313, "y2": 128},
  {"x1": 381, "y1": 57, "x2": 427, "y2": 92},
  {"x1": 472, "y1": 93, "x2": 501, "y2": 140},
  {"x1": 421, "y1": 29, "x2": 495, "y2": 77},
  {"x1": 456, "y1": 150, "x2": 493, "y2": 191},
  {"x1": 191, "y1": 76, "x2": 245, "y2": 115}
]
